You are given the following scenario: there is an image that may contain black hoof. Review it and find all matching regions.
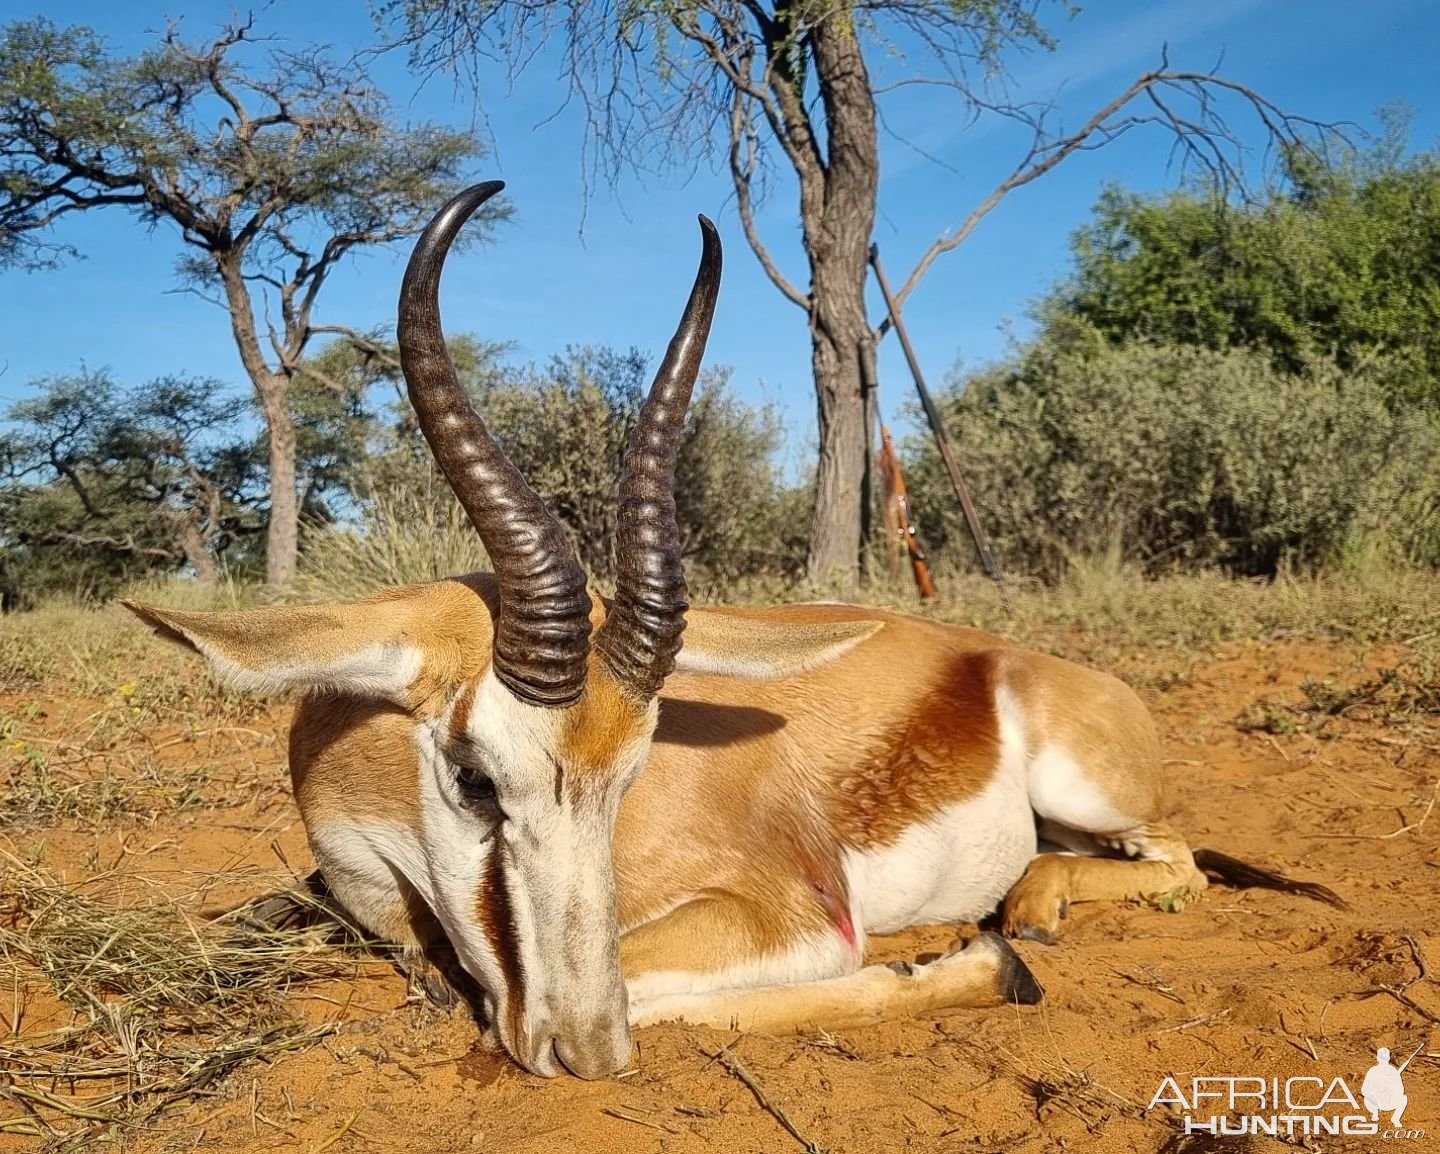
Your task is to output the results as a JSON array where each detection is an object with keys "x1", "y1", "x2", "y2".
[
  {"x1": 886, "y1": 959, "x2": 915, "y2": 976},
  {"x1": 1015, "y1": 924, "x2": 1056, "y2": 946},
  {"x1": 418, "y1": 970, "x2": 460, "y2": 1009},
  {"x1": 977, "y1": 931, "x2": 1045, "y2": 1005}
]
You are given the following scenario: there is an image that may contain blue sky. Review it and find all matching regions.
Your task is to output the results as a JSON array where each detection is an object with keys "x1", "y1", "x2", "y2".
[{"x1": 3, "y1": 0, "x2": 1436, "y2": 451}]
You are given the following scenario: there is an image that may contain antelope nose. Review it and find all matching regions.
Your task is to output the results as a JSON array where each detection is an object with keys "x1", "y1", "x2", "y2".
[{"x1": 554, "y1": 1018, "x2": 633, "y2": 1080}]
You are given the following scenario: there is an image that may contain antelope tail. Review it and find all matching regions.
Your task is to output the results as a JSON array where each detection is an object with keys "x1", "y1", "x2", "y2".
[{"x1": 1193, "y1": 848, "x2": 1347, "y2": 909}]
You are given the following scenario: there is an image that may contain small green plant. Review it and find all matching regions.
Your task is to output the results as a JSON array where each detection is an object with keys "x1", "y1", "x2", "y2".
[
  {"x1": 1150, "y1": 887, "x2": 1201, "y2": 914},
  {"x1": 1234, "y1": 703, "x2": 1302, "y2": 736},
  {"x1": 1235, "y1": 662, "x2": 1438, "y2": 738}
]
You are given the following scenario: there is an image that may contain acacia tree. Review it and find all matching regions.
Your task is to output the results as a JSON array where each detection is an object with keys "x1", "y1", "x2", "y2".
[
  {"x1": 0, "y1": 17, "x2": 494, "y2": 583},
  {"x1": 385, "y1": 0, "x2": 1340, "y2": 584},
  {"x1": 2, "y1": 370, "x2": 261, "y2": 595}
]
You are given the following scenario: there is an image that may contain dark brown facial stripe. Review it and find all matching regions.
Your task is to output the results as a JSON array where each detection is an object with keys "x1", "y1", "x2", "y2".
[{"x1": 475, "y1": 840, "x2": 526, "y2": 1031}]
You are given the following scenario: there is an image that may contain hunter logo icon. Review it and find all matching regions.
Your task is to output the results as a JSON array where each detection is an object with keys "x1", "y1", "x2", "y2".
[
  {"x1": 1363, "y1": 1045, "x2": 1419, "y2": 1128},
  {"x1": 1147, "y1": 1039, "x2": 1426, "y2": 1139}
]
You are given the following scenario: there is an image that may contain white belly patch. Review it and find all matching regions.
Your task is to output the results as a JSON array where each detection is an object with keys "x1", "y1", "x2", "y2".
[{"x1": 842, "y1": 767, "x2": 1036, "y2": 934}]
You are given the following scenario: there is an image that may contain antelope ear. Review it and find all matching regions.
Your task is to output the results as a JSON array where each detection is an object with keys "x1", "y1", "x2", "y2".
[
  {"x1": 674, "y1": 609, "x2": 882, "y2": 680},
  {"x1": 119, "y1": 599, "x2": 427, "y2": 701}
]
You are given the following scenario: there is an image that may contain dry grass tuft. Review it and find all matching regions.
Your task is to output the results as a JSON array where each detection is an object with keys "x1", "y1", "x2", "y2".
[
  {"x1": 0, "y1": 576, "x2": 264, "y2": 698},
  {"x1": 0, "y1": 852, "x2": 370, "y2": 1147},
  {"x1": 290, "y1": 480, "x2": 489, "y2": 604}
]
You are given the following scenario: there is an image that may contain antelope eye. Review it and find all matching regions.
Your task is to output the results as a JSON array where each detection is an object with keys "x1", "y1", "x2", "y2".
[{"x1": 454, "y1": 758, "x2": 501, "y2": 813}]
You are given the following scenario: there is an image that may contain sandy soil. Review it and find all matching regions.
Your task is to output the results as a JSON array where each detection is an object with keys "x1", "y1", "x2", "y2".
[{"x1": 3, "y1": 637, "x2": 1437, "y2": 1153}]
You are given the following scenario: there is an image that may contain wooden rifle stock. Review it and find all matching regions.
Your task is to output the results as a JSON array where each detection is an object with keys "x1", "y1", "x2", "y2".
[{"x1": 879, "y1": 426, "x2": 935, "y2": 600}]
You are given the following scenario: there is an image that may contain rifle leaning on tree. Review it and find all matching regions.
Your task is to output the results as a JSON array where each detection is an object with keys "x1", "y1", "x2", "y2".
[{"x1": 870, "y1": 244, "x2": 1012, "y2": 615}]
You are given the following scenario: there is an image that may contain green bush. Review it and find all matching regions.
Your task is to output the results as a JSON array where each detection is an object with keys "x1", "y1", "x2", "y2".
[
  {"x1": 295, "y1": 349, "x2": 810, "y2": 600},
  {"x1": 1058, "y1": 129, "x2": 1440, "y2": 408},
  {"x1": 904, "y1": 329, "x2": 1440, "y2": 580}
]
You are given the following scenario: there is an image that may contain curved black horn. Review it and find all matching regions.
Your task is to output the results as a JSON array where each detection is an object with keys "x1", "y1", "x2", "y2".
[
  {"x1": 596, "y1": 216, "x2": 723, "y2": 698},
  {"x1": 399, "y1": 181, "x2": 591, "y2": 707}
]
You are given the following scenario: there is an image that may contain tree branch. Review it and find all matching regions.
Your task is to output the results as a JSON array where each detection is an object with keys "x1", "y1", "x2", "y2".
[
  {"x1": 307, "y1": 324, "x2": 404, "y2": 373},
  {"x1": 28, "y1": 529, "x2": 180, "y2": 561},
  {"x1": 882, "y1": 64, "x2": 1346, "y2": 331},
  {"x1": 727, "y1": 78, "x2": 808, "y2": 309}
]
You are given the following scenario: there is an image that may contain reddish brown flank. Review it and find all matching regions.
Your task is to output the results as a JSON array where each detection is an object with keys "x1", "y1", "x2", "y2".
[{"x1": 830, "y1": 651, "x2": 1001, "y2": 848}]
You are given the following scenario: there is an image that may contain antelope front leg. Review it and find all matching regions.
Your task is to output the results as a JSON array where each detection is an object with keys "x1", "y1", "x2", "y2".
[{"x1": 622, "y1": 895, "x2": 1043, "y2": 1034}]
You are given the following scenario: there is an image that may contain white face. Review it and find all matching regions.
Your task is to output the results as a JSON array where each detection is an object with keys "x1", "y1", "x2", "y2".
[{"x1": 415, "y1": 668, "x2": 653, "y2": 1079}]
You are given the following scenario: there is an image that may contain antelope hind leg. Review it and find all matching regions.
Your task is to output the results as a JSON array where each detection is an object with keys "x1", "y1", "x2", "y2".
[{"x1": 1001, "y1": 822, "x2": 1205, "y2": 943}]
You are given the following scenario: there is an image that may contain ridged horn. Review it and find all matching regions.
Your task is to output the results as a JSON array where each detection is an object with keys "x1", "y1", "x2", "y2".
[
  {"x1": 596, "y1": 216, "x2": 723, "y2": 698},
  {"x1": 398, "y1": 181, "x2": 592, "y2": 707}
]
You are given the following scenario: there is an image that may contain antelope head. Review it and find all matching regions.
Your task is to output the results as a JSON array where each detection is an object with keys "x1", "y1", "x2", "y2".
[{"x1": 123, "y1": 182, "x2": 722, "y2": 1078}]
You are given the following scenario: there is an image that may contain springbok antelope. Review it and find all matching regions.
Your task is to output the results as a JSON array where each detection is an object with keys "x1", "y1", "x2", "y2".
[{"x1": 123, "y1": 182, "x2": 1340, "y2": 1080}]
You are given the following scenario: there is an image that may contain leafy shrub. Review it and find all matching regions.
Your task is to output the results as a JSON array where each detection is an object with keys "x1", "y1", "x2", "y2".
[
  {"x1": 296, "y1": 348, "x2": 810, "y2": 599},
  {"x1": 904, "y1": 329, "x2": 1440, "y2": 579},
  {"x1": 1059, "y1": 130, "x2": 1440, "y2": 407}
]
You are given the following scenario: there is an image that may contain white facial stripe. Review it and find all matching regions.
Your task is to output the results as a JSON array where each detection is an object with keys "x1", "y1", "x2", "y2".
[
  {"x1": 412, "y1": 715, "x2": 509, "y2": 996},
  {"x1": 196, "y1": 639, "x2": 424, "y2": 699},
  {"x1": 472, "y1": 670, "x2": 573, "y2": 1033},
  {"x1": 469, "y1": 670, "x2": 570, "y2": 802}
]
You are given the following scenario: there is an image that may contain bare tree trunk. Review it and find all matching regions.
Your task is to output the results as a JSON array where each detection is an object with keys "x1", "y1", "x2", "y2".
[
  {"x1": 219, "y1": 257, "x2": 299, "y2": 586},
  {"x1": 176, "y1": 520, "x2": 219, "y2": 583},
  {"x1": 806, "y1": 304, "x2": 870, "y2": 586},
  {"x1": 162, "y1": 510, "x2": 217, "y2": 584},
  {"x1": 801, "y1": 13, "x2": 878, "y2": 587},
  {"x1": 259, "y1": 384, "x2": 299, "y2": 586}
]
